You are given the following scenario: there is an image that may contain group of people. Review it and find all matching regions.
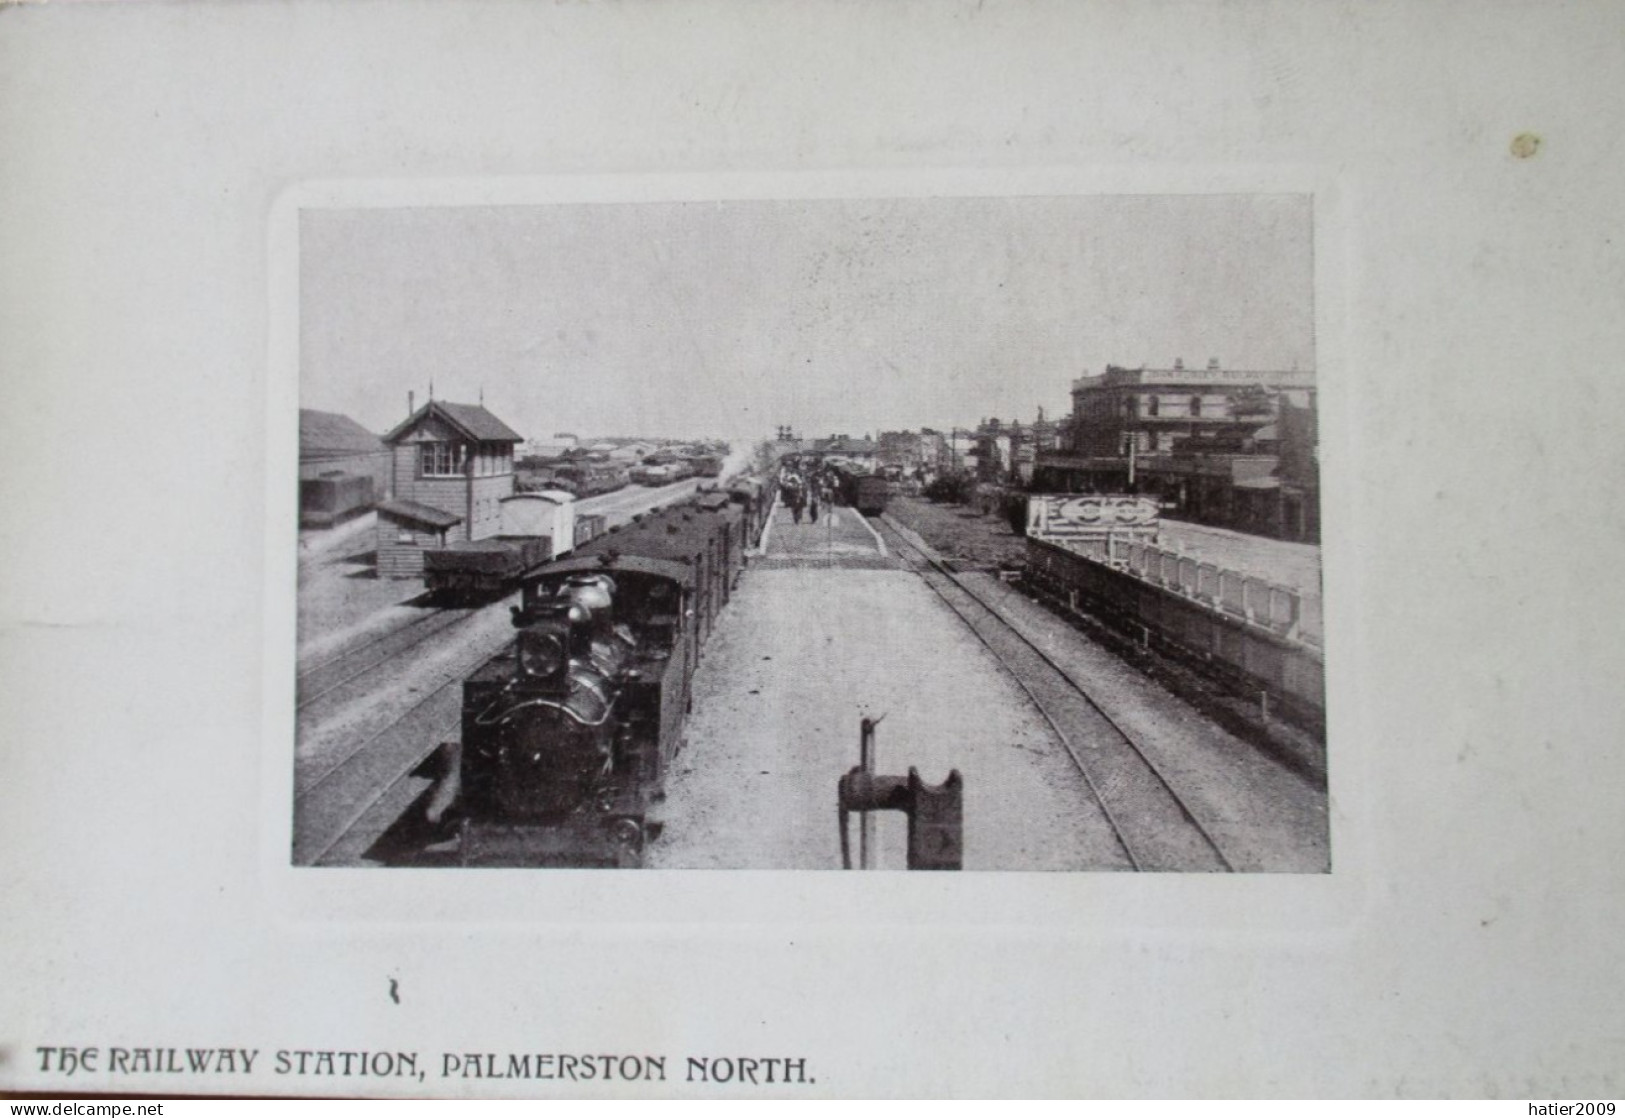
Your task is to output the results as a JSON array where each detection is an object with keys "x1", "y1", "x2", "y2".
[{"x1": 779, "y1": 463, "x2": 838, "y2": 526}]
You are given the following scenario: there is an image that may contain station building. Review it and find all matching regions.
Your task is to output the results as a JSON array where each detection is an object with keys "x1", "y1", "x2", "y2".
[{"x1": 1033, "y1": 359, "x2": 1319, "y2": 542}]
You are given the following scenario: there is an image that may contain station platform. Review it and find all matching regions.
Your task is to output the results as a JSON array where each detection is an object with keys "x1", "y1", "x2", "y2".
[
  {"x1": 754, "y1": 499, "x2": 901, "y2": 570},
  {"x1": 651, "y1": 501, "x2": 1122, "y2": 871}
]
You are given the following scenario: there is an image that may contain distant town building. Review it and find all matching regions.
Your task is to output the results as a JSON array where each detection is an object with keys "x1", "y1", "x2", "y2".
[
  {"x1": 1034, "y1": 358, "x2": 1319, "y2": 541},
  {"x1": 522, "y1": 433, "x2": 579, "y2": 459},
  {"x1": 877, "y1": 430, "x2": 925, "y2": 472},
  {"x1": 917, "y1": 429, "x2": 950, "y2": 476},
  {"x1": 1070, "y1": 359, "x2": 1313, "y2": 458},
  {"x1": 804, "y1": 435, "x2": 878, "y2": 465}
]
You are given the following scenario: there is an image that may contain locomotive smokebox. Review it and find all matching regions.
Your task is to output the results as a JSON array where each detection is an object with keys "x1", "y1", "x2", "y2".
[
  {"x1": 515, "y1": 606, "x2": 575, "y2": 690},
  {"x1": 561, "y1": 573, "x2": 616, "y2": 634}
]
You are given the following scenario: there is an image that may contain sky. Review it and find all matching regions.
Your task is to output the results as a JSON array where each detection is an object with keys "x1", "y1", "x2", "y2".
[{"x1": 300, "y1": 194, "x2": 1314, "y2": 443}]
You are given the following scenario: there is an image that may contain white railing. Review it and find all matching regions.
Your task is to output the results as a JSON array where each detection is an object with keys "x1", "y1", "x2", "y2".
[{"x1": 1058, "y1": 534, "x2": 1324, "y2": 649}]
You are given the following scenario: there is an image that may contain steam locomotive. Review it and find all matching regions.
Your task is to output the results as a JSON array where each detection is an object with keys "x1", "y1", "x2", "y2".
[{"x1": 425, "y1": 482, "x2": 768, "y2": 866}]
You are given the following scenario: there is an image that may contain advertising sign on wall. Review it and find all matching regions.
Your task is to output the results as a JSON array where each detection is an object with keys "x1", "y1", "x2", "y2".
[{"x1": 1026, "y1": 494, "x2": 1161, "y2": 541}]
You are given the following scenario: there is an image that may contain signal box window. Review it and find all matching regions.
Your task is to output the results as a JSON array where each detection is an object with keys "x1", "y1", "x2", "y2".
[{"x1": 421, "y1": 443, "x2": 467, "y2": 477}]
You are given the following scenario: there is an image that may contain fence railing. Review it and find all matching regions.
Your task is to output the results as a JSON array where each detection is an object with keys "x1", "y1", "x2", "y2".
[{"x1": 1050, "y1": 534, "x2": 1323, "y2": 649}]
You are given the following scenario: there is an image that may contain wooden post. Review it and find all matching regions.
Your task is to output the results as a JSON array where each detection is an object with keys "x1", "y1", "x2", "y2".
[{"x1": 859, "y1": 718, "x2": 878, "y2": 870}]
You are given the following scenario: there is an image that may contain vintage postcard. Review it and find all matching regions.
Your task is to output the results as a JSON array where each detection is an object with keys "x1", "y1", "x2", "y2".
[{"x1": 2, "y1": 0, "x2": 1621, "y2": 1099}]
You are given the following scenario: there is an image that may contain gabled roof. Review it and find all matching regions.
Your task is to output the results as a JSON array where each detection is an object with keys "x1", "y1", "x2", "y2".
[
  {"x1": 299, "y1": 409, "x2": 386, "y2": 459},
  {"x1": 383, "y1": 400, "x2": 524, "y2": 446},
  {"x1": 502, "y1": 490, "x2": 575, "y2": 505},
  {"x1": 375, "y1": 498, "x2": 463, "y2": 530}
]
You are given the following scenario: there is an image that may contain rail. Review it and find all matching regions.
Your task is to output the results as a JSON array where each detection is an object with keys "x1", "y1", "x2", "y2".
[{"x1": 880, "y1": 516, "x2": 1236, "y2": 873}]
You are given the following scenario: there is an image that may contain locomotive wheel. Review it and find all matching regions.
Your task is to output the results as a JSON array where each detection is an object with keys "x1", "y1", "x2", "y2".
[{"x1": 610, "y1": 817, "x2": 644, "y2": 850}]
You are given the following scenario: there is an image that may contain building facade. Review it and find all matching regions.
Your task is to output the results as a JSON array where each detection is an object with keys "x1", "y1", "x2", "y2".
[
  {"x1": 877, "y1": 430, "x2": 925, "y2": 473},
  {"x1": 1070, "y1": 359, "x2": 1314, "y2": 459},
  {"x1": 1034, "y1": 359, "x2": 1319, "y2": 541}
]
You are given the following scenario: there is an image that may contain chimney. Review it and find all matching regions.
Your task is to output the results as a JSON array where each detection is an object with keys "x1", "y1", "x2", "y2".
[
  {"x1": 1173, "y1": 357, "x2": 1184, "y2": 370},
  {"x1": 1207, "y1": 357, "x2": 1220, "y2": 370},
  {"x1": 408, "y1": 390, "x2": 415, "y2": 416}
]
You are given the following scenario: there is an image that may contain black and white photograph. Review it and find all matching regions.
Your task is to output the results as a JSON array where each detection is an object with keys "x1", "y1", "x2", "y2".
[{"x1": 294, "y1": 194, "x2": 1327, "y2": 871}]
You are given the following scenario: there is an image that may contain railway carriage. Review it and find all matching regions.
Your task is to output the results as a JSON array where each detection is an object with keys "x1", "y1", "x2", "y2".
[
  {"x1": 726, "y1": 476, "x2": 769, "y2": 546},
  {"x1": 552, "y1": 460, "x2": 628, "y2": 498},
  {"x1": 829, "y1": 465, "x2": 889, "y2": 516},
  {"x1": 421, "y1": 491, "x2": 580, "y2": 600}
]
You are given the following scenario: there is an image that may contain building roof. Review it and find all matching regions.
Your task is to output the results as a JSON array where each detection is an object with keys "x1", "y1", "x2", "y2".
[
  {"x1": 375, "y1": 498, "x2": 463, "y2": 530},
  {"x1": 502, "y1": 490, "x2": 576, "y2": 505},
  {"x1": 299, "y1": 409, "x2": 386, "y2": 460},
  {"x1": 525, "y1": 553, "x2": 697, "y2": 590},
  {"x1": 1074, "y1": 364, "x2": 1317, "y2": 391},
  {"x1": 382, "y1": 400, "x2": 524, "y2": 446},
  {"x1": 811, "y1": 436, "x2": 877, "y2": 455}
]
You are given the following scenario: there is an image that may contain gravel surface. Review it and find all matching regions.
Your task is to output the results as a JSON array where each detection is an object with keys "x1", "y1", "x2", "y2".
[
  {"x1": 649, "y1": 504, "x2": 1128, "y2": 871},
  {"x1": 886, "y1": 495, "x2": 1027, "y2": 569},
  {"x1": 575, "y1": 477, "x2": 704, "y2": 524},
  {"x1": 957, "y1": 572, "x2": 1328, "y2": 872}
]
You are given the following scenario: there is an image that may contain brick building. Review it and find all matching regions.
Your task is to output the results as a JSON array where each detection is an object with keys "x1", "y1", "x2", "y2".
[{"x1": 1033, "y1": 359, "x2": 1319, "y2": 541}]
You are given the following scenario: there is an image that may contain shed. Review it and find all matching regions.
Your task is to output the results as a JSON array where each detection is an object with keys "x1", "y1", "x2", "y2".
[
  {"x1": 375, "y1": 498, "x2": 463, "y2": 579},
  {"x1": 299, "y1": 408, "x2": 392, "y2": 515}
]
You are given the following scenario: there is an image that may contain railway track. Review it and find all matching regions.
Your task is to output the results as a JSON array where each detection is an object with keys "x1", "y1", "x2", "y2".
[
  {"x1": 877, "y1": 515, "x2": 1236, "y2": 873},
  {"x1": 292, "y1": 651, "x2": 483, "y2": 866},
  {"x1": 292, "y1": 612, "x2": 517, "y2": 866},
  {"x1": 296, "y1": 606, "x2": 482, "y2": 713}
]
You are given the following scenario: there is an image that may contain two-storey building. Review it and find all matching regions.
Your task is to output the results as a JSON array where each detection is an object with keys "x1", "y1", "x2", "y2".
[
  {"x1": 1036, "y1": 358, "x2": 1314, "y2": 490},
  {"x1": 374, "y1": 400, "x2": 524, "y2": 577}
]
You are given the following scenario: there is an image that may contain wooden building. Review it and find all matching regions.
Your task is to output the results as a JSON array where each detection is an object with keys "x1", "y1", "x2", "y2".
[
  {"x1": 298, "y1": 409, "x2": 391, "y2": 526},
  {"x1": 381, "y1": 400, "x2": 524, "y2": 544},
  {"x1": 374, "y1": 400, "x2": 524, "y2": 577},
  {"x1": 374, "y1": 499, "x2": 463, "y2": 580}
]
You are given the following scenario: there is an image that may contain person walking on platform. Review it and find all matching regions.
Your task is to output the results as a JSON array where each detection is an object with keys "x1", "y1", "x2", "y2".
[
  {"x1": 785, "y1": 476, "x2": 805, "y2": 525},
  {"x1": 809, "y1": 485, "x2": 820, "y2": 524}
]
